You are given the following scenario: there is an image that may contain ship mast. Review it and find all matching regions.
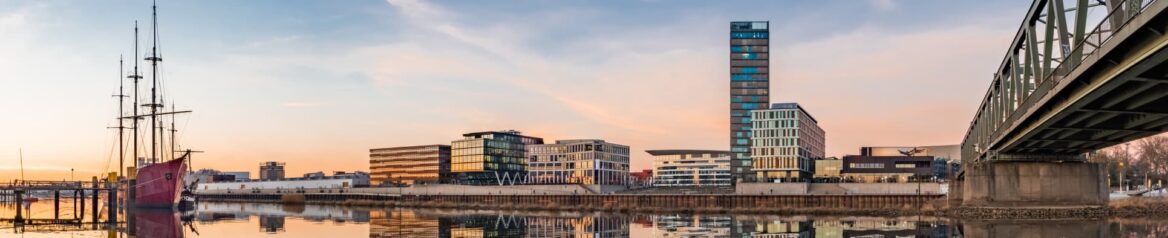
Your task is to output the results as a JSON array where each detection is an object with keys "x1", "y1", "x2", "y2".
[
  {"x1": 147, "y1": 1, "x2": 162, "y2": 164},
  {"x1": 115, "y1": 56, "x2": 127, "y2": 176},
  {"x1": 130, "y1": 22, "x2": 142, "y2": 170}
]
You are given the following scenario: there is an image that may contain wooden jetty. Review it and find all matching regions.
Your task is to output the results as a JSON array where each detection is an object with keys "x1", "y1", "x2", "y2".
[{"x1": 0, "y1": 178, "x2": 120, "y2": 226}]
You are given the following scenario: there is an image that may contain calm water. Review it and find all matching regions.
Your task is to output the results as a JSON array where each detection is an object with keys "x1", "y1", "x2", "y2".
[{"x1": 2, "y1": 200, "x2": 1168, "y2": 237}]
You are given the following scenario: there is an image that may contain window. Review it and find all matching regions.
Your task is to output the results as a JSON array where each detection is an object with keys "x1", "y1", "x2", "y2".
[
  {"x1": 850, "y1": 163, "x2": 883, "y2": 169},
  {"x1": 895, "y1": 163, "x2": 916, "y2": 168},
  {"x1": 730, "y1": 32, "x2": 768, "y2": 39}
]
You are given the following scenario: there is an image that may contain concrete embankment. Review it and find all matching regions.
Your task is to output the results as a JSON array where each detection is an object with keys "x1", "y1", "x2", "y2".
[{"x1": 197, "y1": 192, "x2": 944, "y2": 215}]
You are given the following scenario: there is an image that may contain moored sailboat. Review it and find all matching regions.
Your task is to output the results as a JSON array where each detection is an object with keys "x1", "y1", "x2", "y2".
[{"x1": 113, "y1": 1, "x2": 193, "y2": 209}]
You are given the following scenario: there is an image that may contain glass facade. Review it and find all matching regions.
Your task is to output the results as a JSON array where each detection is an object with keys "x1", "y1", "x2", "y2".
[
  {"x1": 368, "y1": 145, "x2": 451, "y2": 185},
  {"x1": 730, "y1": 21, "x2": 770, "y2": 181},
  {"x1": 448, "y1": 130, "x2": 543, "y2": 185}
]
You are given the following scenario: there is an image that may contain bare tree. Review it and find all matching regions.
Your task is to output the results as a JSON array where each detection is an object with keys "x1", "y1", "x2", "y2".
[{"x1": 1137, "y1": 136, "x2": 1168, "y2": 184}]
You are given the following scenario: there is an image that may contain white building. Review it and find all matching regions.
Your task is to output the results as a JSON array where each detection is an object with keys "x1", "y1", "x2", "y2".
[
  {"x1": 750, "y1": 102, "x2": 825, "y2": 182},
  {"x1": 198, "y1": 171, "x2": 370, "y2": 191},
  {"x1": 647, "y1": 150, "x2": 732, "y2": 187},
  {"x1": 527, "y1": 139, "x2": 631, "y2": 185}
]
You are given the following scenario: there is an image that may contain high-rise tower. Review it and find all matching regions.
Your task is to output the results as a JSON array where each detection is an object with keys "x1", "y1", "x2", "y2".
[{"x1": 729, "y1": 21, "x2": 770, "y2": 182}]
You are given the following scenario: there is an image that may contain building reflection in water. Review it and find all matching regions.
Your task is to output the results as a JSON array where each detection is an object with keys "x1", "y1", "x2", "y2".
[
  {"x1": 259, "y1": 215, "x2": 285, "y2": 233},
  {"x1": 22, "y1": 201, "x2": 1168, "y2": 237}
]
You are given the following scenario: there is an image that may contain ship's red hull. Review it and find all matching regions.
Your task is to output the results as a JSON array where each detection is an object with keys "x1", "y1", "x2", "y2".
[{"x1": 135, "y1": 158, "x2": 187, "y2": 208}]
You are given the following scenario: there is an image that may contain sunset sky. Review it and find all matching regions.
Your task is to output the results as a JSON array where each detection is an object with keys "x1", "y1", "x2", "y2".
[{"x1": 1, "y1": 0, "x2": 1031, "y2": 181}]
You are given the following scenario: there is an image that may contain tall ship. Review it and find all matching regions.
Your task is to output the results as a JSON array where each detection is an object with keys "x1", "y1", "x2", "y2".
[{"x1": 111, "y1": 1, "x2": 194, "y2": 209}]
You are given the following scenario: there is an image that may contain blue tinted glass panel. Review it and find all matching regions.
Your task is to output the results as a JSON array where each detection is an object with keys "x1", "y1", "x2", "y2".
[
  {"x1": 742, "y1": 103, "x2": 756, "y2": 109},
  {"x1": 739, "y1": 117, "x2": 750, "y2": 123},
  {"x1": 732, "y1": 74, "x2": 765, "y2": 81},
  {"x1": 731, "y1": 32, "x2": 768, "y2": 39},
  {"x1": 730, "y1": 46, "x2": 744, "y2": 52},
  {"x1": 731, "y1": 96, "x2": 742, "y2": 102},
  {"x1": 735, "y1": 139, "x2": 748, "y2": 145},
  {"x1": 741, "y1": 67, "x2": 758, "y2": 73}
]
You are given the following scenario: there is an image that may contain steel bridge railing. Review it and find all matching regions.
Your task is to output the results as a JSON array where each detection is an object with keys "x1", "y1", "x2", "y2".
[{"x1": 963, "y1": 0, "x2": 1160, "y2": 163}]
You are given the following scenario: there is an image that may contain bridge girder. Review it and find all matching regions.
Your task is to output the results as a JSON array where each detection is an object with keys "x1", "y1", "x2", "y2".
[{"x1": 962, "y1": 0, "x2": 1168, "y2": 164}]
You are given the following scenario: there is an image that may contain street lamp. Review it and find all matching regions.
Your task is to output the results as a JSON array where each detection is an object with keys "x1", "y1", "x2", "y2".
[{"x1": 1119, "y1": 162, "x2": 1125, "y2": 192}]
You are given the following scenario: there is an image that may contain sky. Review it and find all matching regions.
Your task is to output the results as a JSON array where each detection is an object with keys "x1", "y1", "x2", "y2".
[{"x1": 0, "y1": 0, "x2": 1033, "y2": 181}]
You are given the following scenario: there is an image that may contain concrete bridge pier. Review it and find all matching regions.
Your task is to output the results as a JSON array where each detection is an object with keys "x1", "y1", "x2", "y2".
[{"x1": 962, "y1": 161, "x2": 1107, "y2": 207}]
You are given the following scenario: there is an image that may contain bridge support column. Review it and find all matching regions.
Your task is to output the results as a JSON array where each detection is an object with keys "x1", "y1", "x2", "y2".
[
  {"x1": 963, "y1": 161, "x2": 1107, "y2": 207},
  {"x1": 948, "y1": 178, "x2": 964, "y2": 207}
]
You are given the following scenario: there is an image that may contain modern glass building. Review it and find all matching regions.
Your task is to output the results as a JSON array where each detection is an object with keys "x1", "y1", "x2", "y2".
[
  {"x1": 527, "y1": 139, "x2": 631, "y2": 185},
  {"x1": 368, "y1": 144, "x2": 451, "y2": 185},
  {"x1": 729, "y1": 21, "x2": 770, "y2": 182},
  {"x1": 750, "y1": 102, "x2": 825, "y2": 182},
  {"x1": 448, "y1": 130, "x2": 543, "y2": 185}
]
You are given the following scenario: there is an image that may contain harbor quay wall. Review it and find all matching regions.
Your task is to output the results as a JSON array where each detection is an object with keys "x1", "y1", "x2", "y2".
[
  {"x1": 196, "y1": 183, "x2": 944, "y2": 196},
  {"x1": 196, "y1": 193, "x2": 944, "y2": 213},
  {"x1": 736, "y1": 183, "x2": 943, "y2": 195},
  {"x1": 196, "y1": 184, "x2": 615, "y2": 196}
]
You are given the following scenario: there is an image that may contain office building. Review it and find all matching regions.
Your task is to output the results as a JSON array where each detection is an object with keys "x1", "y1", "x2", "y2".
[
  {"x1": 449, "y1": 130, "x2": 543, "y2": 185},
  {"x1": 840, "y1": 155, "x2": 934, "y2": 183},
  {"x1": 369, "y1": 144, "x2": 451, "y2": 185},
  {"x1": 750, "y1": 102, "x2": 825, "y2": 182},
  {"x1": 198, "y1": 170, "x2": 370, "y2": 191},
  {"x1": 729, "y1": 21, "x2": 771, "y2": 181},
  {"x1": 259, "y1": 161, "x2": 286, "y2": 181},
  {"x1": 527, "y1": 139, "x2": 631, "y2": 185},
  {"x1": 814, "y1": 157, "x2": 842, "y2": 182},
  {"x1": 647, "y1": 150, "x2": 733, "y2": 187}
]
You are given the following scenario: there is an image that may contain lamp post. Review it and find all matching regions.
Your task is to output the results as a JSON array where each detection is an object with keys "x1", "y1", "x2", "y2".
[{"x1": 1119, "y1": 162, "x2": 1126, "y2": 192}]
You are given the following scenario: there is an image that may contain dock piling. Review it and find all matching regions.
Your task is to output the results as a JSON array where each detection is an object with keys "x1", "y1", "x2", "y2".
[
  {"x1": 54, "y1": 190, "x2": 60, "y2": 220},
  {"x1": 14, "y1": 190, "x2": 23, "y2": 224}
]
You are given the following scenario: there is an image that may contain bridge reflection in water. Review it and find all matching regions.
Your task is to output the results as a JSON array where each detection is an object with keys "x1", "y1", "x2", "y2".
[{"x1": 9, "y1": 202, "x2": 1168, "y2": 237}]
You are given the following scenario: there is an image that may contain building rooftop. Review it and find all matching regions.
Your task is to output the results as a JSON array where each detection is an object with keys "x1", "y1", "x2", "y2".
[
  {"x1": 761, "y1": 102, "x2": 818, "y2": 123},
  {"x1": 369, "y1": 144, "x2": 450, "y2": 151},
  {"x1": 553, "y1": 139, "x2": 606, "y2": 144},
  {"x1": 645, "y1": 149, "x2": 731, "y2": 156},
  {"x1": 461, "y1": 130, "x2": 523, "y2": 137}
]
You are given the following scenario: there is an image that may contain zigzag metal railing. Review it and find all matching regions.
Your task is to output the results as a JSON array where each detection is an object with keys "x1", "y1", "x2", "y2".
[{"x1": 963, "y1": 0, "x2": 1158, "y2": 163}]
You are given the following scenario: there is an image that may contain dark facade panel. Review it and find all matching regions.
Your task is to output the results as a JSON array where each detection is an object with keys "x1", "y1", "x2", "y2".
[
  {"x1": 840, "y1": 155, "x2": 934, "y2": 175},
  {"x1": 730, "y1": 60, "x2": 769, "y2": 67},
  {"x1": 730, "y1": 39, "x2": 769, "y2": 45}
]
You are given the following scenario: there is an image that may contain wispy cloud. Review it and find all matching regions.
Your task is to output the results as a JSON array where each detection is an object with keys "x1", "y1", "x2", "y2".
[
  {"x1": 281, "y1": 101, "x2": 324, "y2": 108},
  {"x1": 870, "y1": 0, "x2": 897, "y2": 12}
]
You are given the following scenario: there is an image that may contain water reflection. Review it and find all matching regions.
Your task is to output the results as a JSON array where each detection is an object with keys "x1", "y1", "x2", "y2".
[{"x1": 6, "y1": 201, "x2": 1168, "y2": 237}]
